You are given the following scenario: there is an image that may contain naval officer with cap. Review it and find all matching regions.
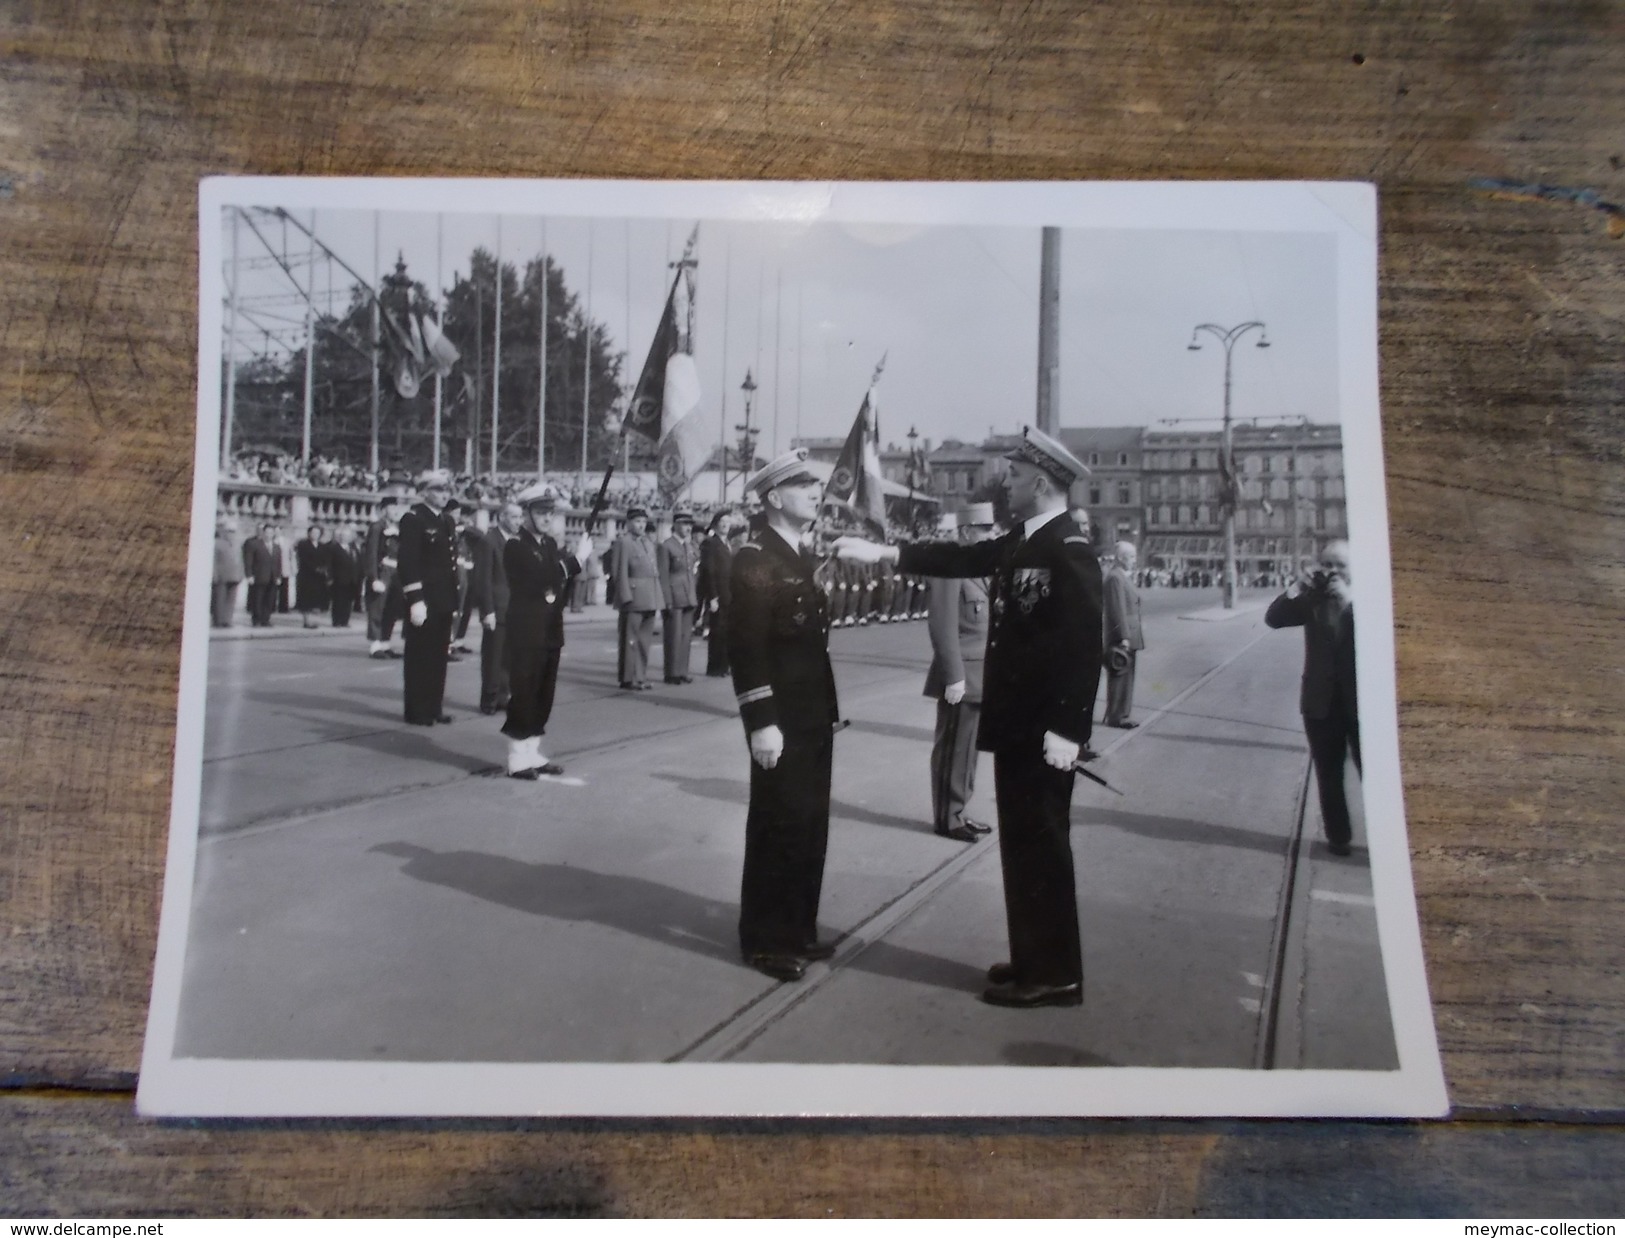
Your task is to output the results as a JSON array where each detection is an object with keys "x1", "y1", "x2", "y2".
[
  {"x1": 835, "y1": 426, "x2": 1103, "y2": 1008},
  {"x1": 397, "y1": 468, "x2": 461, "y2": 725},
  {"x1": 728, "y1": 448, "x2": 841, "y2": 982},
  {"x1": 501, "y1": 484, "x2": 590, "y2": 779}
]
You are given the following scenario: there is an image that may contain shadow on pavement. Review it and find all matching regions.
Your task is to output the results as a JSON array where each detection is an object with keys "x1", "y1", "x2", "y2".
[
  {"x1": 649, "y1": 770, "x2": 924, "y2": 834},
  {"x1": 371, "y1": 842, "x2": 990, "y2": 998},
  {"x1": 845, "y1": 717, "x2": 935, "y2": 745},
  {"x1": 1139, "y1": 729, "x2": 1308, "y2": 756},
  {"x1": 1073, "y1": 807, "x2": 1290, "y2": 857},
  {"x1": 239, "y1": 694, "x2": 495, "y2": 775},
  {"x1": 1001, "y1": 1040, "x2": 1116, "y2": 1068}
]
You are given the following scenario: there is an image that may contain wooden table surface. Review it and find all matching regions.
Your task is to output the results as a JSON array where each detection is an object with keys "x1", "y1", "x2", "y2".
[{"x1": 2, "y1": 0, "x2": 1621, "y2": 1217}]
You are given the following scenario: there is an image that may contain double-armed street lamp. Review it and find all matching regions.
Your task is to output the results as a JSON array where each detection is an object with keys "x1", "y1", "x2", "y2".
[{"x1": 1188, "y1": 321, "x2": 1270, "y2": 608}]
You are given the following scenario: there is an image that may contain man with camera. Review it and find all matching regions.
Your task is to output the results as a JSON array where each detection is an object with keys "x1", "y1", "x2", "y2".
[{"x1": 1265, "y1": 540, "x2": 1360, "y2": 857}]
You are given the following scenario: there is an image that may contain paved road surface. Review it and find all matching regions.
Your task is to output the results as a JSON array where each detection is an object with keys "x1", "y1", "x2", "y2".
[{"x1": 175, "y1": 589, "x2": 1394, "y2": 1072}]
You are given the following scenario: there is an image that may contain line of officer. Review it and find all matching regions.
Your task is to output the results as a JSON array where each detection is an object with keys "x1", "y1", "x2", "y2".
[
  {"x1": 500, "y1": 484, "x2": 588, "y2": 779},
  {"x1": 397, "y1": 468, "x2": 460, "y2": 726},
  {"x1": 835, "y1": 426, "x2": 1103, "y2": 1009},
  {"x1": 729, "y1": 449, "x2": 842, "y2": 983}
]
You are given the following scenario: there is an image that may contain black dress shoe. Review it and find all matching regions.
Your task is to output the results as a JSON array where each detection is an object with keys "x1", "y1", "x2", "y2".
[
  {"x1": 934, "y1": 823, "x2": 983, "y2": 843},
  {"x1": 1328, "y1": 840, "x2": 1353, "y2": 857},
  {"x1": 386, "y1": 649, "x2": 403, "y2": 659},
  {"x1": 680, "y1": 676, "x2": 694, "y2": 684},
  {"x1": 986, "y1": 962, "x2": 1018, "y2": 985},
  {"x1": 664, "y1": 677, "x2": 682, "y2": 684},
  {"x1": 507, "y1": 768, "x2": 541, "y2": 781},
  {"x1": 980, "y1": 980, "x2": 1083, "y2": 1008},
  {"x1": 435, "y1": 714, "x2": 453, "y2": 724},
  {"x1": 961, "y1": 818, "x2": 993, "y2": 836},
  {"x1": 637, "y1": 682, "x2": 655, "y2": 691},
  {"x1": 745, "y1": 953, "x2": 807, "y2": 982},
  {"x1": 479, "y1": 704, "x2": 498, "y2": 715},
  {"x1": 1118, "y1": 720, "x2": 1139, "y2": 729},
  {"x1": 797, "y1": 941, "x2": 838, "y2": 962},
  {"x1": 619, "y1": 682, "x2": 636, "y2": 690},
  {"x1": 536, "y1": 762, "x2": 565, "y2": 777}
]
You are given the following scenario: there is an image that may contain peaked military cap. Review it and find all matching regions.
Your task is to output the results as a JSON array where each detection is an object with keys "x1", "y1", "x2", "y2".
[
  {"x1": 514, "y1": 481, "x2": 559, "y2": 509},
  {"x1": 746, "y1": 447, "x2": 819, "y2": 496},
  {"x1": 415, "y1": 468, "x2": 454, "y2": 489},
  {"x1": 1002, "y1": 426, "x2": 1090, "y2": 486},
  {"x1": 962, "y1": 501, "x2": 997, "y2": 527},
  {"x1": 625, "y1": 505, "x2": 648, "y2": 520}
]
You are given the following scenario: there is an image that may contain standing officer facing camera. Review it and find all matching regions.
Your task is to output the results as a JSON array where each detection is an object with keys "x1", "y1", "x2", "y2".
[
  {"x1": 835, "y1": 426, "x2": 1102, "y2": 1009},
  {"x1": 397, "y1": 469, "x2": 460, "y2": 726},
  {"x1": 728, "y1": 448, "x2": 842, "y2": 983},
  {"x1": 500, "y1": 484, "x2": 590, "y2": 780}
]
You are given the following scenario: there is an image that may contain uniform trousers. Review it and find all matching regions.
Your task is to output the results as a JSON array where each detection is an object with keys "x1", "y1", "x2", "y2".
[
  {"x1": 662, "y1": 607, "x2": 694, "y2": 680},
  {"x1": 992, "y1": 746, "x2": 1083, "y2": 988},
  {"x1": 480, "y1": 623, "x2": 509, "y2": 712},
  {"x1": 366, "y1": 586, "x2": 401, "y2": 643},
  {"x1": 619, "y1": 608, "x2": 656, "y2": 684},
  {"x1": 705, "y1": 605, "x2": 731, "y2": 676},
  {"x1": 739, "y1": 731, "x2": 833, "y2": 956},
  {"x1": 931, "y1": 699, "x2": 982, "y2": 831},
  {"x1": 402, "y1": 610, "x2": 453, "y2": 724},
  {"x1": 1303, "y1": 689, "x2": 1362, "y2": 849},
  {"x1": 502, "y1": 644, "x2": 561, "y2": 740},
  {"x1": 1104, "y1": 652, "x2": 1137, "y2": 724}
]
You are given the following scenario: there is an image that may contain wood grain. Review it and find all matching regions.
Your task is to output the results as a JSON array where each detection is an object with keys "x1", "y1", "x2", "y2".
[{"x1": 1, "y1": 0, "x2": 1620, "y2": 1215}]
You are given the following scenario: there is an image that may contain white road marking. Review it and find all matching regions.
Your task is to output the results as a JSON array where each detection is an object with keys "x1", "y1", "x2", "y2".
[{"x1": 1311, "y1": 889, "x2": 1375, "y2": 907}]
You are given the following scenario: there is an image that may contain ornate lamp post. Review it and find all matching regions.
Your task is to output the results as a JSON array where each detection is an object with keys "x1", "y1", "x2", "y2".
[
  {"x1": 1188, "y1": 321, "x2": 1270, "y2": 608},
  {"x1": 734, "y1": 368, "x2": 759, "y2": 496}
]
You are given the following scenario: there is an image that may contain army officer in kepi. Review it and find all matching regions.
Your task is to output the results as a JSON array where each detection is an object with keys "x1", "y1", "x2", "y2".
[
  {"x1": 836, "y1": 426, "x2": 1103, "y2": 1008},
  {"x1": 501, "y1": 483, "x2": 590, "y2": 780},
  {"x1": 728, "y1": 448, "x2": 842, "y2": 983}
]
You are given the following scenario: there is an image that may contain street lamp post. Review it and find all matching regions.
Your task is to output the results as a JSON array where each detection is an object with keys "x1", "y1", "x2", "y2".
[
  {"x1": 734, "y1": 368, "x2": 759, "y2": 500},
  {"x1": 1188, "y1": 321, "x2": 1270, "y2": 608},
  {"x1": 906, "y1": 424, "x2": 919, "y2": 534}
]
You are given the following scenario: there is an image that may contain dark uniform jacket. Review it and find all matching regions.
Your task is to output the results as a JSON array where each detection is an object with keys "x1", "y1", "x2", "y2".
[
  {"x1": 658, "y1": 536, "x2": 700, "y2": 609},
  {"x1": 900, "y1": 511, "x2": 1102, "y2": 752},
  {"x1": 325, "y1": 540, "x2": 361, "y2": 594},
  {"x1": 923, "y1": 574, "x2": 990, "y2": 703},
  {"x1": 503, "y1": 527, "x2": 581, "y2": 650},
  {"x1": 728, "y1": 526, "x2": 839, "y2": 739},
  {"x1": 1103, "y1": 564, "x2": 1145, "y2": 651},
  {"x1": 474, "y1": 526, "x2": 512, "y2": 622},
  {"x1": 697, "y1": 533, "x2": 733, "y2": 611},
  {"x1": 1265, "y1": 588, "x2": 1356, "y2": 720},
  {"x1": 396, "y1": 502, "x2": 459, "y2": 615}
]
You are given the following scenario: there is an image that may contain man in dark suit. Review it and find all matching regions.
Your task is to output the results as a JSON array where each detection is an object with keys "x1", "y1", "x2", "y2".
[
  {"x1": 240, "y1": 523, "x2": 279, "y2": 627},
  {"x1": 696, "y1": 510, "x2": 736, "y2": 677},
  {"x1": 923, "y1": 503, "x2": 997, "y2": 843},
  {"x1": 1101, "y1": 540, "x2": 1146, "y2": 728},
  {"x1": 729, "y1": 449, "x2": 841, "y2": 983},
  {"x1": 612, "y1": 506, "x2": 662, "y2": 691},
  {"x1": 326, "y1": 526, "x2": 362, "y2": 628},
  {"x1": 657, "y1": 509, "x2": 700, "y2": 684},
  {"x1": 1266, "y1": 540, "x2": 1360, "y2": 857},
  {"x1": 475, "y1": 501, "x2": 520, "y2": 715},
  {"x1": 397, "y1": 469, "x2": 460, "y2": 726},
  {"x1": 501, "y1": 484, "x2": 587, "y2": 779},
  {"x1": 836, "y1": 426, "x2": 1102, "y2": 1008}
]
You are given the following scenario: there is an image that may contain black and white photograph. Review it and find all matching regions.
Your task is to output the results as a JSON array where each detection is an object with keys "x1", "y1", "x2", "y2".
[{"x1": 139, "y1": 178, "x2": 1446, "y2": 1118}]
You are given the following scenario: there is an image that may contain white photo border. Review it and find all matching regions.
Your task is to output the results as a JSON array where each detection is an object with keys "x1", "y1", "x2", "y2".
[{"x1": 138, "y1": 178, "x2": 1447, "y2": 1118}]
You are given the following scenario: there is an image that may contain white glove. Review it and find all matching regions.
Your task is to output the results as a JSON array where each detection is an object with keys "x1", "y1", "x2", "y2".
[
  {"x1": 944, "y1": 679, "x2": 966, "y2": 706},
  {"x1": 749, "y1": 725, "x2": 785, "y2": 770},
  {"x1": 832, "y1": 536, "x2": 895, "y2": 566},
  {"x1": 708, "y1": 598, "x2": 719, "y2": 613},
  {"x1": 482, "y1": 612, "x2": 496, "y2": 631},
  {"x1": 1043, "y1": 730, "x2": 1079, "y2": 770},
  {"x1": 575, "y1": 532, "x2": 594, "y2": 562},
  {"x1": 409, "y1": 601, "x2": 428, "y2": 627},
  {"x1": 371, "y1": 580, "x2": 386, "y2": 595}
]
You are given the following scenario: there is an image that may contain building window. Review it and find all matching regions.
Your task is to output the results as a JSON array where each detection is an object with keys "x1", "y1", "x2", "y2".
[
  {"x1": 1118, "y1": 452, "x2": 1129, "y2": 466},
  {"x1": 1197, "y1": 504, "x2": 1210, "y2": 524},
  {"x1": 1089, "y1": 452, "x2": 1100, "y2": 466},
  {"x1": 1260, "y1": 455, "x2": 1271, "y2": 474},
  {"x1": 1117, "y1": 483, "x2": 1131, "y2": 505},
  {"x1": 1179, "y1": 505, "x2": 1191, "y2": 525},
  {"x1": 1089, "y1": 485, "x2": 1102, "y2": 506},
  {"x1": 1316, "y1": 508, "x2": 1327, "y2": 531},
  {"x1": 1159, "y1": 505, "x2": 1172, "y2": 526},
  {"x1": 1190, "y1": 453, "x2": 1200, "y2": 470},
  {"x1": 1148, "y1": 479, "x2": 1161, "y2": 501}
]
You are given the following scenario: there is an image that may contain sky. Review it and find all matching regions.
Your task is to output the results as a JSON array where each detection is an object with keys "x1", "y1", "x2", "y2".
[{"x1": 224, "y1": 206, "x2": 1340, "y2": 458}]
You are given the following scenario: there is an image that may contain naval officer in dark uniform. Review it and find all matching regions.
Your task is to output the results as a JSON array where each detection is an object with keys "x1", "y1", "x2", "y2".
[
  {"x1": 501, "y1": 483, "x2": 589, "y2": 779},
  {"x1": 836, "y1": 426, "x2": 1102, "y2": 1008},
  {"x1": 728, "y1": 448, "x2": 841, "y2": 983},
  {"x1": 397, "y1": 468, "x2": 460, "y2": 726}
]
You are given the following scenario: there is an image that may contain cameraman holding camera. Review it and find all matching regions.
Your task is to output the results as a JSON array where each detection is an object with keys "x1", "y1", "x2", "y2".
[{"x1": 1266, "y1": 540, "x2": 1360, "y2": 857}]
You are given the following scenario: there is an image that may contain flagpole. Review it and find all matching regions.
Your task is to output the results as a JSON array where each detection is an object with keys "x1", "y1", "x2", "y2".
[
  {"x1": 717, "y1": 235, "x2": 731, "y2": 501},
  {"x1": 580, "y1": 223, "x2": 593, "y2": 488},
  {"x1": 222, "y1": 207, "x2": 239, "y2": 472},
  {"x1": 537, "y1": 219, "x2": 547, "y2": 478},
  {"x1": 490, "y1": 217, "x2": 502, "y2": 478},
  {"x1": 369, "y1": 210, "x2": 380, "y2": 476},
  {"x1": 772, "y1": 266, "x2": 782, "y2": 457},
  {"x1": 301, "y1": 209, "x2": 315, "y2": 467},
  {"x1": 433, "y1": 214, "x2": 443, "y2": 473}
]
